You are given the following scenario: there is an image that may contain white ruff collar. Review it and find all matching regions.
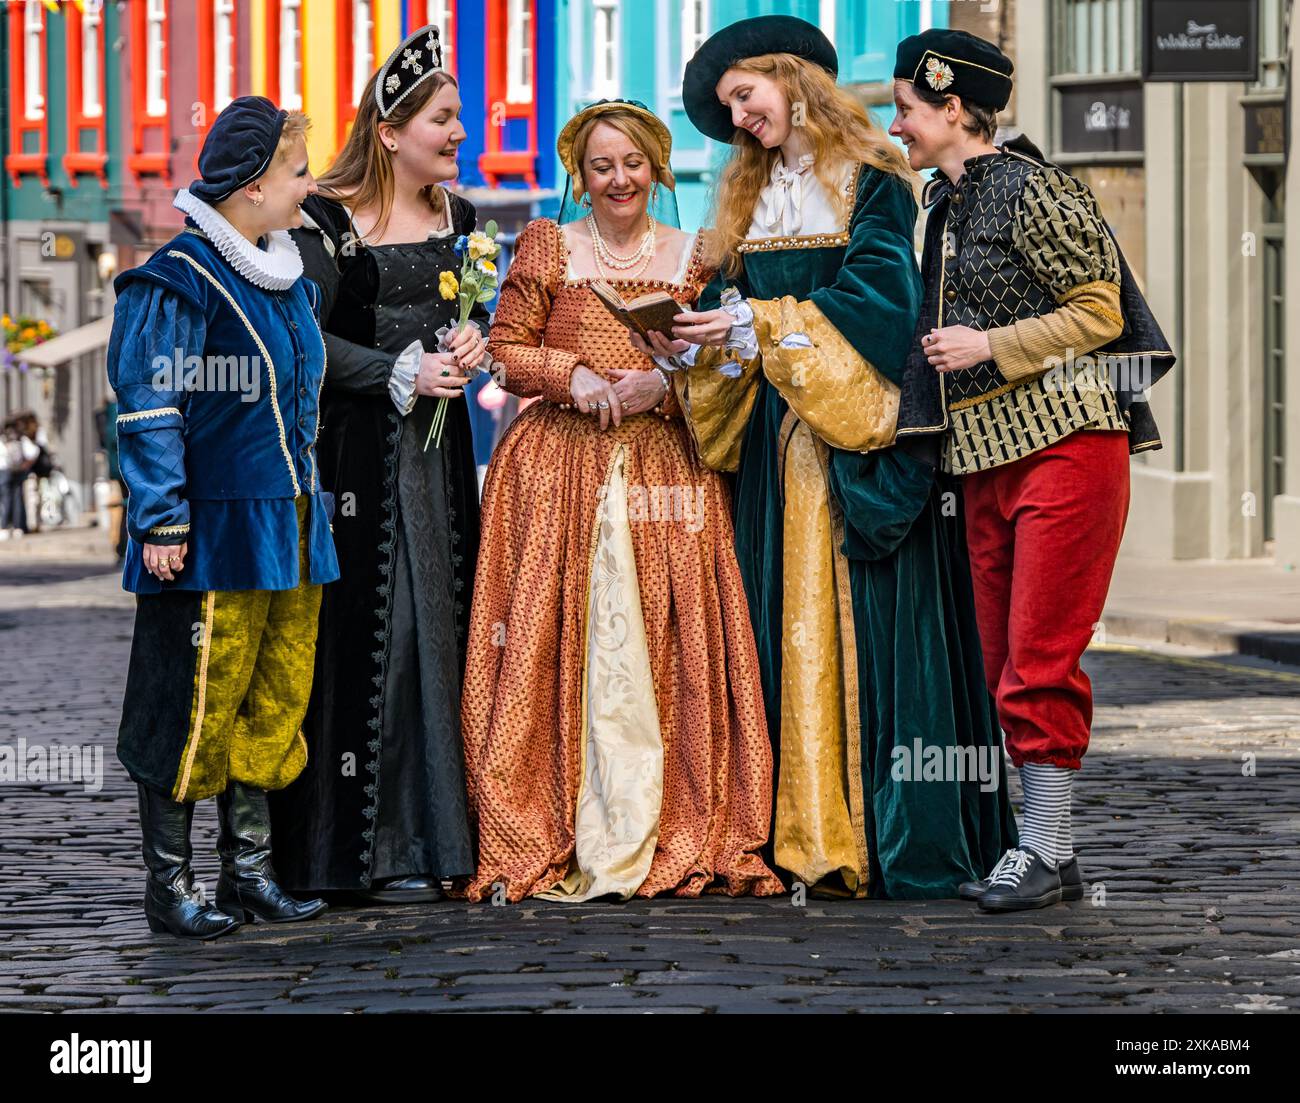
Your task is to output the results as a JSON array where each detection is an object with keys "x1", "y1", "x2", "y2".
[{"x1": 173, "y1": 188, "x2": 304, "y2": 291}]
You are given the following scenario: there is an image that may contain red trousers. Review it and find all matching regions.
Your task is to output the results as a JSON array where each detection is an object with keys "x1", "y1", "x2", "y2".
[{"x1": 961, "y1": 430, "x2": 1131, "y2": 770}]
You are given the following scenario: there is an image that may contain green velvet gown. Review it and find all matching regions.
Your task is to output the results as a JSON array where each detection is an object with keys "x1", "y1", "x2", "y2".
[{"x1": 680, "y1": 163, "x2": 1017, "y2": 899}]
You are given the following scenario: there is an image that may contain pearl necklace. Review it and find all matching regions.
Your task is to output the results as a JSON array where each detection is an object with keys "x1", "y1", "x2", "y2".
[{"x1": 588, "y1": 211, "x2": 655, "y2": 280}]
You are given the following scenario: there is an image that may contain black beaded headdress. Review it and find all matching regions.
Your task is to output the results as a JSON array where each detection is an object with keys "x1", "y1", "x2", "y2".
[{"x1": 375, "y1": 24, "x2": 445, "y2": 120}]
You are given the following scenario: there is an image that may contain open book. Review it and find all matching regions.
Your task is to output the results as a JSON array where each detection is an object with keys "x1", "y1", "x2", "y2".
[{"x1": 589, "y1": 279, "x2": 687, "y2": 341}]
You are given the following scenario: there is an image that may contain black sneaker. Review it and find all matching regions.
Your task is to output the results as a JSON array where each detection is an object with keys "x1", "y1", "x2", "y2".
[
  {"x1": 977, "y1": 848, "x2": 1063, "y2": 912},
  {"x1": 959, "y1": 854, "x2": 1083, "y2": 902}
]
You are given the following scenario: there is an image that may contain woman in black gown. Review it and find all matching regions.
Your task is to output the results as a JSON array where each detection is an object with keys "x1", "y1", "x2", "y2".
[{"x1": 271, "y1": 25, "x2": 489, "y2": 902}]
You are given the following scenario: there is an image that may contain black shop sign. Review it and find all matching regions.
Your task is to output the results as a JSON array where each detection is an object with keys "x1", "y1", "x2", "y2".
[
  {"x1": 1143, "y1": 0, "x2": 1259, "y2": 82},
  {"x1": 1058, "y1": 83, "x2": 1145, "y2": 155}
]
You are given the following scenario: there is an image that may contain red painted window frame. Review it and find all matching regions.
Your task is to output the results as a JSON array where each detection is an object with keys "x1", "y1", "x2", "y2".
[
  {"x1": 64, "y1": 2, "x2": 109, "y2": 187},
  {"x1": 481, "y1": 0, "x2": 536, "y2": 187},
  {"x1": 6, "y1": 1, "x2": 50, "y2": 188},
  {"x1": 264, "y1": 0, "x2": 281, "y2": 105},
  {"x1": 193, "y1": 0, "x2": 237, "y2": 177},
  {"x1": 335, "y1": 0, "x2": 352, "y2": 147},
  {"x1": 128, "y1": 0, "x2": 172, "y2": 182},
  {"x1": 196, "y1": 0, "x2": 215, "y2": 178},
  {"x1": 270, "y1": 0, "x2": 305, "y2": 111},
  {"x1": 334, "y1": 0, "x2": 368, "y2": 147}
]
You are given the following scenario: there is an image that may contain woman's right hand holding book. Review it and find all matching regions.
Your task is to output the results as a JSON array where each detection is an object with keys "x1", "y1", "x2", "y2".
[{"x1": 628, "y1": 329, "x2": 691, "y2": 361}]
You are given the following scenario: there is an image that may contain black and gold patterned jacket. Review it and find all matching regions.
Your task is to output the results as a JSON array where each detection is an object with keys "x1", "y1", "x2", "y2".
[{"x1": 897, "y1": 135, "x2": 1175, "y2": 474}]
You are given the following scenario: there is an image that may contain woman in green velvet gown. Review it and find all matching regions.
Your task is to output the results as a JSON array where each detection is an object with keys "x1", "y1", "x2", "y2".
[{"x1": 640, "y1": 16, "x2": 1017, "y2": 899}]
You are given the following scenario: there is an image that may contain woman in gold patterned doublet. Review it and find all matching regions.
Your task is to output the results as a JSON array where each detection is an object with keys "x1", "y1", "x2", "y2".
[{"x1": 458, "y1": 102, "x2": 781, "y2": 903}]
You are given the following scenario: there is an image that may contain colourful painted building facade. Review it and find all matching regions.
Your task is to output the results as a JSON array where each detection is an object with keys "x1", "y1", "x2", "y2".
[{"x1": 1, "y1": 0, "x2": 946, "y2": 501}]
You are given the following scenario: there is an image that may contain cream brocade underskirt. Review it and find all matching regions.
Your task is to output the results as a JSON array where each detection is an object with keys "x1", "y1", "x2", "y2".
[{"x1": 537, "y1": 446, "x2": 665, "y2": 901}]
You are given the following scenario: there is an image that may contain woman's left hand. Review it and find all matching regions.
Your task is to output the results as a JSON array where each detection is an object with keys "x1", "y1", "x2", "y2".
[
  {"x1": 922, "y1": 325, "x2": 992, "y2": 373},
  {"x1": 445, "y1": 324, "x2": 489, "y2": 373},
  {"x1": 608, "y1": 367, "x2": 669, "y2": 416},
  {"x1": 143, "y1": 541, "x2": 187, "y2": 582}
]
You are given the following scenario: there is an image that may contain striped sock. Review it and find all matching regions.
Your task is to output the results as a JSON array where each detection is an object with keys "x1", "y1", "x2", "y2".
[
  {"x1": 1017, "y1": 763, "x2": 1072, "y2": 867},
  {"x1": 1057, "y1": 785, "x2": 1075, "y2": 863}
]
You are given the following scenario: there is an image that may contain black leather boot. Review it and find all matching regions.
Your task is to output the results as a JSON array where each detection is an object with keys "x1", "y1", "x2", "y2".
[
  {"x1": 959, "y1": 854, "x2": 1084, "y2": 902},
  {"x1": 138, "y1": 784, "x2": 241, "y2": 940},
  {"x1": 215, "y1": 780, "x2": 328, "y2": 923}
]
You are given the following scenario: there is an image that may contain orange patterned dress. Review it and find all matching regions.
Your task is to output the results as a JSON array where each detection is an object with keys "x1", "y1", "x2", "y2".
[{"x1": 458, "y1": 218, "x2": 782, "y2": 902}]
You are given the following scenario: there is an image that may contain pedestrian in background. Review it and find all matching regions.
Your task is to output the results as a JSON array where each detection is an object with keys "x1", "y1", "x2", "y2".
[{"x1": 2, "y1": 417, "x2": 36, "y2": 537}]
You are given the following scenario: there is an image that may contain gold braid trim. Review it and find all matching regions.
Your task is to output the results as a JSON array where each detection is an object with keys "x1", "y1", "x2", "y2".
[
  {"x1": 175, "y1": 590, "x2": 216, "y2": 803},
  {"x1": 1060, "y1": 278, "x2": 1125, "y2": 329},
  {"x1": 118, "y1": 407, "x2": 182, "y2": 425}
]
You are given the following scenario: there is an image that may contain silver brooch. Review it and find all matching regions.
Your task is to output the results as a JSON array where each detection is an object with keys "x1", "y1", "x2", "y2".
[{"x1": 401, "y1": 48, "x2": 423, "y2": 75}]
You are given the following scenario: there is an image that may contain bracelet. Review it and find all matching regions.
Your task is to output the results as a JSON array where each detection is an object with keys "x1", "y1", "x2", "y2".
[{"x1": 652, "y1": 365, "x2": 671, "y2": 394}]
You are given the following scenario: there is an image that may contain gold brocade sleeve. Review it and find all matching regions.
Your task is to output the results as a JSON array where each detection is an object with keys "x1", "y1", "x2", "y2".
[
  {"x1": 749, "y1": 296, "x2": 900, "y2": 453},
  {"x1": 486, "y1": 219, "x2": 582, "y2": 405},
  {"x1": 987, "y1": 169, "x2": 1125, "y2": 385},
  {"x1": 674, "y1": 346, "x2": 763, "y2": 473}
]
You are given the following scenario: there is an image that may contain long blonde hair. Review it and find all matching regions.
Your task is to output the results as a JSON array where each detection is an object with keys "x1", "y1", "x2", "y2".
[
  {"x1": 317, "y1": 69, "x2": 458, "y2": 241},
  {"x1": 707, "y1": 54, "x2": 915, "y2": 275}
]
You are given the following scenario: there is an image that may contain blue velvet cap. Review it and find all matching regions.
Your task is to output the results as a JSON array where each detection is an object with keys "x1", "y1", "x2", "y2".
[{"x1": 189, "y1": 96, "x2": 290, "y2": 205}]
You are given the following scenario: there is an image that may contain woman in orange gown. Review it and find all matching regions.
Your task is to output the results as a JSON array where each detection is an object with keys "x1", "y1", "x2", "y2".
[{"x1": 459, "y1": 100, "x2": 781, "y2": 903}]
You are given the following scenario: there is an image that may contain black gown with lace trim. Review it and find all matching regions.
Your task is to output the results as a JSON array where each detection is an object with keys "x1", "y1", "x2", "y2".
[{"x1": 270, "y1": 189, "x2": 486, "y2": 890}]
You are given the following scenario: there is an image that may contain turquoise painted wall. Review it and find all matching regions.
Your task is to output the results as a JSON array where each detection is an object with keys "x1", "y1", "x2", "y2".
[{"x1": 549, "y1": 0, "x2": 948, "y2": 231}]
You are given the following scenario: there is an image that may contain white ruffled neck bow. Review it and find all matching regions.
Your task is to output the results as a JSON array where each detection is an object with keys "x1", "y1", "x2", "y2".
[{"x1": 759, "y1": 153, "x2": 816, "y2": 237}]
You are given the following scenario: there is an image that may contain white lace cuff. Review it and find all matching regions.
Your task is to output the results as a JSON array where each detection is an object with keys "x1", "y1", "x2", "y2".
[
  {"x1": 652, "y1": 289, "x2": 757, "y2": 375},
  {"x1": 652, "y1": 348, "x2": 694, "y2": 374},
  {"x1": 720, "y1": 288, "x2": 759, "y2": 361},
  {"x1": 388, "y1": 339, "x2": 423, "y2": 416}
]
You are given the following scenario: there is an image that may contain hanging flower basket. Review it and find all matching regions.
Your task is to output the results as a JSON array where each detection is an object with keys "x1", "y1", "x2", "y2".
[{"x1": 2, "y1": 314, "x2": 59, "y2": 375}]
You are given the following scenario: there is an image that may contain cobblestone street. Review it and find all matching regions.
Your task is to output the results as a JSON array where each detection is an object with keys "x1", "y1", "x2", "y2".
[{"x1": 2, "y1": 554, "x2": 1299, "y2": 1014}]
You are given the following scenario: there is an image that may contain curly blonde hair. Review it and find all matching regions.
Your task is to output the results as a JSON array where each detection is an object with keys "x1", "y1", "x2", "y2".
[{"x1": 707, "y1": 54, "x2": 915, "y2": 275}]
